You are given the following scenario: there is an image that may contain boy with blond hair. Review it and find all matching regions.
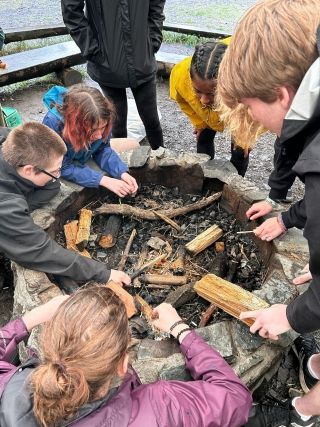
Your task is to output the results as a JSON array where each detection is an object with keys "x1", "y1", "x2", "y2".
[
  {"x1": 0, "y1": 122, "x2": 130, "y2": 287},
  {"x1": 217, "y1": 0, "x2": 320, "y2": 425}
]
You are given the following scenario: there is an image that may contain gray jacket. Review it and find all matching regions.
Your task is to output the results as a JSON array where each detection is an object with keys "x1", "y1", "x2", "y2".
[
  {"x1": 0, "y1": 150, "x2": 110, "y2": 282},
  {"x1": 62, "y1": 0, "x2": 166, "y2": 88}
]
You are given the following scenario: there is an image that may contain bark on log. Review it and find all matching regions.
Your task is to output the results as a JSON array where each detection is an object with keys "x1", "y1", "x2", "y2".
[
  {"x1": 118, "y1": 229, "x2": 137, "y2": 271},
  {"x1": 199, "y1": 303, "x2": 218, "y2": 328},
  {"x1": 141, "y1": 274, "x2": 187, "y2": 286},
  {"x1": 107, "y1": 281, "x2": 137, "y2": 318},
  {"x1": 98, "y1": 215, "x2": 122, "y2": 249},
  {"x1": 64, "y1": 220, "x2": 91, "y2": 258},
  {"x1": 134, "y1": 294, "x2": 154, "y2": 323},
  {"x1": 170, "y1": 246, "x2": 186, "y2": 275},
  {"x1": 194, "y1": 274, "x2": 269, "y2": 327},
  {"x1": 185, "y1": 224, "x2": 223, "y2": 255},
  {"x1": 75, "y1": 208, "x2": 93, "y2": 251},
  {"x1": 94, "y1": 192, "x2": 222, "y2": 220},
  {"x1": 208, "y1": 252, "x2": 228, "y2": 277},
  {"x1": 153, "y1": 210, "x2": 182, "y2": 232}
]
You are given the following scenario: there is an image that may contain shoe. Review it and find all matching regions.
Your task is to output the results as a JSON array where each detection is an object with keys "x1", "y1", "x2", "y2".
[
  {"x1": 246, "y1": 399, "x2": 316, "y2": 427},
  {"x1": 293, "y1": 334, "x2": 320, "y2": 393}
]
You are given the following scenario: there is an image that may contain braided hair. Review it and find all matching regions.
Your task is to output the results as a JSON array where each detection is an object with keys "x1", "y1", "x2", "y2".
[{"x1": 190, "y1": 41, "x2": 228, "y2": 81}]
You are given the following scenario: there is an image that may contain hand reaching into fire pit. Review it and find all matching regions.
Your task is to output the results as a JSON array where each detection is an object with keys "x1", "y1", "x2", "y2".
[
  {"x1": 246, "y1": 200, "x2": 273, "y2": 221},
  {"x1": 253, "y1": 216, "x2": 286, "y2": 242},
  {"x1": 109, "y1": 269, "x2": 131, "y2": 286},
  {"x1": 151, "y1": 303, "x2": 192, "y2": 343},
  {"x1": 100, "y1": 174, "x2": 137, "y2": 198}
]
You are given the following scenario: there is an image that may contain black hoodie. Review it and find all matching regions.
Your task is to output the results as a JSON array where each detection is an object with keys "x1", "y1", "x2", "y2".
[{"x1": 0, "y1": 151, "x2": 110, "y2": 283}]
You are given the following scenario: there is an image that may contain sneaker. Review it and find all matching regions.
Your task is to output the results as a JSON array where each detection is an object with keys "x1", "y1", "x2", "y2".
[
  {"x1": 293, "y1": 334, "x2": 320, "y2": 393},
  {"x1": 245, "y1": 399, "x2": 316, "y2": 427}
]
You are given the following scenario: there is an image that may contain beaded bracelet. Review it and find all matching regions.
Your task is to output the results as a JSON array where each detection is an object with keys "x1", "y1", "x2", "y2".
[
  {"x1": 169, "y1": 320, "x2": 186, "y2": 334},
  {"x1": 176, "y1": 327, "x2": 192, "y2": 342}
]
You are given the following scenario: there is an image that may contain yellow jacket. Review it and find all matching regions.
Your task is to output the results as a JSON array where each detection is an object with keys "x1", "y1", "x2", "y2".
[{"x1": 170, "y1": 37, "x2": 231, "y2": 132}]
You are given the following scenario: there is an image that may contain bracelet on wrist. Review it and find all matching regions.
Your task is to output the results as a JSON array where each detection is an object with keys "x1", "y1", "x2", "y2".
[
  {"x1": 169, "y1": 320, "x2": 186, "y2": 334},
  {"x1": 277, "y1": 213, "x2": 288, "y2": 234},
  {"x1": 176, "y1": 327, "x2": 192, "y2": 342}
]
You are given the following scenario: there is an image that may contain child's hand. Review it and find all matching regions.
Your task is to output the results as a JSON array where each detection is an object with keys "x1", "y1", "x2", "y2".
[
  {"x1": 121, "y1": 172, "x2": 138, "y2": 195},
  {"x1": 293, "y1": 264, "x2": 312, "y2": 285},
  {"x1": 193, "y1": 128, "x2": 203, "y2": 142},
  {"x1": 108, "y1": 269, "x2": 131, "y2": 286},
  {"x1": 100, "y1": 176, "x2": 132, "y2": 197},
  {"x1": 22, "y1": 295, "x2": 69, "y2": 331},
  {"x1": 151, "y1": 303, "x2": 183, "y2": 333},
  {"x1": 246, "y1": 201, "x2": 273, "y2": 220},
  {"x1": 253, "y1": 217, "x2": 283, "y2": 241}
]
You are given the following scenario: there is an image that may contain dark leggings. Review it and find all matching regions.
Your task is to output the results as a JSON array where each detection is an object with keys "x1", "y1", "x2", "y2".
[
  {"x1": 100, "y1": 78, "x2": 164, "y2": 150},
  {"x1": 197, "y1": 128, "x2": 249, "y2": 177}
]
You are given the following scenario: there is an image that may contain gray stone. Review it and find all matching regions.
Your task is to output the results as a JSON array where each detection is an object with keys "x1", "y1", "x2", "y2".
[
  {"x1": 164, "y1": 283, "x2": 196, "y2": 308},
  {"x1": 159, "y1": 353, "x2": 192, "y2": 381},
  {"x1": 146, "y1": 236, "x2": 167, "y2": 251},
  {"x1": 254, "y1": 269, "x2": 297, "y2": 305},
  {"x1": 137, "y1": 338, "x2": 180, "y2": 360},
  {"x1": 126, "y1": 146, "x2": 151, "y2": 168},
  {"x1": 132, "y1": 358, "x2": 167, "y2": 383},
  {"x1": 232, "y1": 320, "x2": 265, "y2": 352},
  {"x1": 202, "y1": 158, "x2": 237, "y2": 183},
  {"x1": 273, "y1": 228, "x2": 309, "y2": 263},
  {"x1": 269, "y1": 253, "x2": 306, "y2": 283},
  {"x1": 196, "y1": 321, "x2": 234, "y2": 359}
]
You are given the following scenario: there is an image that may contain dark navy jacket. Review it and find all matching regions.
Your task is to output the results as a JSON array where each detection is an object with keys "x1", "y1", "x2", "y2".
[{"x1": 42, "y1": 86, "x2": 128, "y2": 188}]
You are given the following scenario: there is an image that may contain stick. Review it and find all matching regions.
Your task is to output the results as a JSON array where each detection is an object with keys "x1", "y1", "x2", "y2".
[
  {"x1": 153, "y1": 210, "x2": 182, "y2": 232},
  {"x1": 94, "y1": 192, "x2": 222, "y2": 220},
  {"x1": 131, "y1": 253, "x2": 168, "y2": 279},
  {"x1": 236, "y1": 230, "x2": 255, "y2": 234},
  {"x1": 141, "y1": 274, "x2": 187, "y2": 286},
  {"x1": 199, "y1": 303, "x2": 218, "y2": 327},
  {"x1": 118, "y1": 228, "x2": 137, "y2": 271},
  {"x1": 75, "y1": 208, "x2": 93, "y2": 251},
  {"x1": 133, "y1": 244, "x2": 148, "y2": 287},
  {"x1": 134, "y1": 294, "x2": 154, "y2": 323},
  {"x1": 170, "y1": 246, "x2": 186, "y2": 275}
]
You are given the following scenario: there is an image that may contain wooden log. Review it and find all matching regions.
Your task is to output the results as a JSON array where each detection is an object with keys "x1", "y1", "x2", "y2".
[
  {"x1": 185, "y1": 224, "x2": 223, "y2": 255},
  {"x1": 75, "y1": 208, "x2": 93, "y2": 251},
  {"x1": 194, "y1": 274, "x2": 270, "y2": 327},
  {"x1": 141, "y1": 274, "x2": 187, "y2": 286},
  {"x1": 95, "y1": 192, "x2": 222, "y2": 220},
  {"x1": 64, "y1": 220, "x2": 91, "y2": 258},
  {"x1": 199, "y1": 303, "x2": 218, "y2": 328},
  {"x1": 153, "y1": 210, "x2": 182, "y2": 232},
  {"x1": 134, "y1": 295, "x2": 154, "y2": 323},
  {"x1": 107, "y1": 281, "x2": 137, "y2": 318},
  {"x1": 98, "y1": 215, "x2": 122, "y2": 249},
  {"x1": 118, "y1": 229, "x2": 137, "y2": 271},
  {"x1": 170, "y1": 246, "x2": 186, "y2": 275},
  {"x1": 226, "y1": 260, "x2": 239, "y2": 282},
  {"x1": 208, "y1": 252, "x2": 228, "y2": 278}
]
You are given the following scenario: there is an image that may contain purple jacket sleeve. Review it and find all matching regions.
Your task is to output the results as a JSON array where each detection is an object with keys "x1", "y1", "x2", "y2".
[
  {"x1": 131, "y1": 331, "x2": 252, "y2": 427},
  {"x1": 93, "y1": 145, "x2": 128, "y2": 179},
  {"x1": 0, "y1": 318, "x2": 29, "y2": 364}
]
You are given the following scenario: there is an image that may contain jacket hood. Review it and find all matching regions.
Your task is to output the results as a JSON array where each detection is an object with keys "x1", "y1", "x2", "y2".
[
  {"x1": 43, "y1": 85, "x2": 68, "y2": 121},
  {"x1": 280, "y1": 27, "x2": 320, "y2": 144}
]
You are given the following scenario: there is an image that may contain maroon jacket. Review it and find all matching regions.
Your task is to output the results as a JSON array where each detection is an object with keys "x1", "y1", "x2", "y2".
[{"x1": 0, "y1": 318, "x2": 252, "y2": 427}]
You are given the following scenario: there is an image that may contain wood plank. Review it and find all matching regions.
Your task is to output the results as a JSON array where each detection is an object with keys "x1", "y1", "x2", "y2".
[
  {"x1": 4, "y1": 24, "x2": 230, "y2": 44},
  {"x1": 185, "y1": 224, "x2": 223, "y2": 255},
  {"x1": 107, "y1": 281, "x2": 137, "y2": 318},
  {"x1": 194, "y1": 274, "x2": 269, "y2": 327}
]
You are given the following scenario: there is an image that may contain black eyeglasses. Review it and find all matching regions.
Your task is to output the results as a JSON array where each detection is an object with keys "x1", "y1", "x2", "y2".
[{"x1": 18, "y1": 165, "x2": 62, "y2": 182}]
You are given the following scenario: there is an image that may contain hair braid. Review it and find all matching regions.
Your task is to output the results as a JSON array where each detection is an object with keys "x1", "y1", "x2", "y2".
[{"x1": 190, "y1": 41, "x2": 227, "y2": 81}]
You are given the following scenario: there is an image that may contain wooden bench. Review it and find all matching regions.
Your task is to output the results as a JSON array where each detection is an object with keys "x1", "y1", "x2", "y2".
[{"x1": 0, "y1": 41, "x2": 186, "y2": 87}]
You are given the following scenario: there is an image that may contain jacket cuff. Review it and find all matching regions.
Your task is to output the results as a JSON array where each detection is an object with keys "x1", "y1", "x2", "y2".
[
  {"x1": 179, "y1": 330, "x2": 212, "y2": 359},
  {"x1": 269, "y1": 188, "x2": 289, "y2": 201},
  {"x1": 280, "y1": 210, "x2": 292, "y2": 229},
  {"x1": 286, "y1": 302, "x2": 300, "y2": 333},
  {"x1": 10, "y1": 318, "x2": 30, "y2": 341}
]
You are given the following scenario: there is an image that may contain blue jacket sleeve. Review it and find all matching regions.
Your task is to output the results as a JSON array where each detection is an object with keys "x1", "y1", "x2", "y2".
[
  {"x1": 61, "y1": 155, "x2": 104, "y2": 188},
  {"x1": 93, "y1": 144, "x2": 128, "y2": 179},
  {"x1": 42, "y1": 111, "x2": 63, "y2": 135}
]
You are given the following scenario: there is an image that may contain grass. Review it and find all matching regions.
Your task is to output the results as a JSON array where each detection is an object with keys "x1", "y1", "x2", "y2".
[{"x1": 163, "y1": 32, "x2": 210, "y2": 47}]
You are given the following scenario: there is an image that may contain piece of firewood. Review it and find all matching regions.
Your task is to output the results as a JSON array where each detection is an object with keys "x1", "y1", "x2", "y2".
[
  {"x1": 118, "y1": 228, "x2": 137, "y2": 271},
  {"x1": 208, "y1": 252, "x2": 228, "y2": 277},
  {"x1": 98, "y1": 215, "x2": 122, "y2": 249},
  {"x1": 194, "y1": 274, "x2": 269, "y2": 326},
  {"x1": 215, "y1": 241, "x2": 225, "y2": 253},
  {"x1": 64, "y1": 220, "x2": 91, "y2": 258},
  {"x1": 170, "y1": 246, "x2": 186, "y2": 275},
  {"x1": 131, "y1": 253, "x2": 168, "y2": 279},
  {"x1": 185, "y1": 224, "x2": 223, "y2": 255},
  {"x1": 75, "y1": 208, "x2": 93, "y2": 251},
  {"x1": 107, "y1": 281, "x2": 137, "y2": 318},
  {"x1": 153, "y1": 210, "x2": 182, "y2": 232},
  {"x1": 94, "y1": 192, "x2": 222, "y2": 220},
  {"x1": 141, "y1": 274, "x2": 187, "y2": 286},
  {"x1": 199, "y1": 303, "x2": 218, "y2": 328},
  {"x1": 133, "y1": 244, "x2": 148, "y2": 287},
  {"x1": 134, "y1": 294, "x2": 154, "y2": 323}
]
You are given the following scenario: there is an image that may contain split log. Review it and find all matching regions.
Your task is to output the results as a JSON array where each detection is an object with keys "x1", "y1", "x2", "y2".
[
  {"x1": 107, "y1": 281, "x2": 137, "y2": 318},
  {"x1": 170, "y1": 246, "x2": 186, "y2": 275},
  {"x1": 199, "y1": 303, "x2": 218, "y2": 328},
  {"x1": 64, "y1": 220, "x2": 91, "y2": 258},
  {"x1": 185, "y1": 224, "x2": 223, "y2": 255},
  {"x1": 153, "y1": 210, "x2": 182, "y2": 232},
  {"x1": 118, "y1": 228, "x2": 137, "y2": 271},
  {"x1": 94, "y1": 192, "x2": 222, "y2": 220},
  {"x1": 194, "y1": 274, "x2": 269, "y2": 327},
  {"x1": 98, "y1": 215, "x2": 122, "y2": 249},
  {"x1": 75, "y1": 208, "x2": 93, "y2": 251},
  {"x1": 134, "y1": 294, "x2": 154, "y2": 323},
  {"x1": 131, "y1": 253, "x2": 168, "y2": 279},
  {"x1": 141, "y1": 274, "x2": 187, "y2": 286}
]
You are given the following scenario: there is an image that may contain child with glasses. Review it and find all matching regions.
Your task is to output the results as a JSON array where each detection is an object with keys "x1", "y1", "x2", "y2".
[{"x1": 43, "y1": 84, "x2": 138, "y2": 198}]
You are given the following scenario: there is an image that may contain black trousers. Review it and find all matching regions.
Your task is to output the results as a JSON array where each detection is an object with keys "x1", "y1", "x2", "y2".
[
  {"x1": 197, "y1": 128, "x2": 249, "y2": 177},
  {"x1": 100, "y1": 78, "x2": 164, "y2": 150}
]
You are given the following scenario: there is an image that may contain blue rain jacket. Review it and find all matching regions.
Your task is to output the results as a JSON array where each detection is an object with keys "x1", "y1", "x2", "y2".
[{"x1": 42, "y1": 86, "x2": 128, "y2": 188}]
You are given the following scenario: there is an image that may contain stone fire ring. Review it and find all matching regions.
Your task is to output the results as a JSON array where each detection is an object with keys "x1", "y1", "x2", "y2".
[{"x1": 13, "y1": 147, "x2": 309, "y2": 390}]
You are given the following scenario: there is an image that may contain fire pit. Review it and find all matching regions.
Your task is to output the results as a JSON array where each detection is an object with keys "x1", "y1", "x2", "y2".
[{"x1": 12, "y1": 147, "x2": 309, "y2": 390}]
